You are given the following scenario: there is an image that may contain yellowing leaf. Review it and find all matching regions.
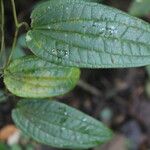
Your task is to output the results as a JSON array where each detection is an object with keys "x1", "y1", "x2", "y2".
[{"x1": 4, "y1": 56, "x2": 80, "y2": 98}]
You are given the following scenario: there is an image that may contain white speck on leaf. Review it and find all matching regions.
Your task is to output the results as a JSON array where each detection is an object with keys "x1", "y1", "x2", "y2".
[
  {"x1": 82, "y1": 118, "x2": 87, "y2": 122},
  {"x1": 61, "y1": 127, "x2": 66, "y2": 130},
  {"x1": 64, "y1": 112, "x2": 68, "y2": 115},
  {"x1": 47, "y1": 26, "x2": 51, "y2": 29},
  {"x1": 26, "y1": 34, "x2": 32, "y2": 42}
]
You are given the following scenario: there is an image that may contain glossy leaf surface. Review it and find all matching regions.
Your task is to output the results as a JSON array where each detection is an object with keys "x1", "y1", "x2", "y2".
[
  {"x1": 12, "y1": 99, "x2": 113, "y2": 149},
  {"x1": 26, "y1": 0, "x2": 150, "y2": 68}
]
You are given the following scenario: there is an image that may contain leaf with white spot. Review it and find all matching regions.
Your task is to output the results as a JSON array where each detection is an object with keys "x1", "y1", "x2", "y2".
[
  {"x1": 12, "y1": 99, "x2": 113, "y2": 149},
  {"x1": 4, "y1": 56, "x2": 80, "y2": 98},
  {"x1": 26, "y1": 0, "x2": 150, "y2": 68}
]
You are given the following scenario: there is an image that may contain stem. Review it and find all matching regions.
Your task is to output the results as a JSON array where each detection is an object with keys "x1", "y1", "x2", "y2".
[
  {"x1": 0, "y1": 0, "x2": 5, "y2": 59},
  {"x1": 7, "y1": 0, "x2": 19, "y2": 65},
  {"x1": 0, "y1": 68, "x2": 3, "y2": 75},
  {"x1": 78, "y1": 80, "x2": 102, "y2": 97},
  {"x1": 7, "y1": 29, "x2": 19, "y2": 64},
  {"x1": 19, "y1": 22, "x2": 30, "y2": 30},
  {"x1": 11, "y1": 0, "x2": 19, "y2": 27},
  {"x1": 7, "y1": 0, "x2": 29, "y2": 66}
]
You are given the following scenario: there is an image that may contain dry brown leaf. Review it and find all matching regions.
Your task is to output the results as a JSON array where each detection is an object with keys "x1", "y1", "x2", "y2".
[{"x1": 0, "y1": 125, "x2": 18, "y2": 141}]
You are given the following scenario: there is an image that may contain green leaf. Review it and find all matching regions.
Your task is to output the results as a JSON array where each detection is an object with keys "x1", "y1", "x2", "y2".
[
  {"x1": 4, "y1": 56, "x2": 80, "y2": 98},
  {"x1": 12, "y1": 99, "x2": 113, "y2": 149},
  {"x1": 34, "y1": 0, "x2": 101, "y2": 10},
  {"x1": 0, "y1": 90, "x2": 7, "y2": 103},
  {"x1": 0, "y1": 34, "x2": 26, "y2": 69},
  {"x1": 17, "y1": 34, "x2": 27, "y2": 48},
  {"x1": 129, "y1": 0, "x2": 150, "y2": 17},
  {"x1": 11, "y1": 144, "x2": 22, "y2": 150},
  {"x1": 83, "y1": 0, "x2": 100, "y2": 2},
  {"x1": 0, "y1": 142, "x2": 8, "y2": 150},
  {"x1": 26, "y1": 0, "x2": 150, "y2": 68},
  {"x1": 40, "y1": 0, "x2": 100, "y2": 3},
  {"x1": 12, "y1": 34, "x2": 26, "y2": 60},
  {"x1": 12, "y1": 47, "x2": 25, "y2": 60}
]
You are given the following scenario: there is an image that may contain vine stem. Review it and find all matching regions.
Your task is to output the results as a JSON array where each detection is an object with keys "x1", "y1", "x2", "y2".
[
  {"x1": 7, "y1": 0, "x2": 19, "y2": 65},
  {"x1": 11, "y1": 0, "x2": 18, "y2": 28},
  {"x1": 0, "y1": 0, "x2": 5, "y2": 61},
  {"x1": 78, "y1": 80, "x2": 102, "y2": 97},
  {"x1": 7, "y1": 0, "x2": 29, "y2": 66}
]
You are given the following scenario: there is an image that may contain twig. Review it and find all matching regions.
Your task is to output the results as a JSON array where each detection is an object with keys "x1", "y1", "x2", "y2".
[
  {"x1": 78, "y1": 80, "x2": 102, "y2": 97},
  {"x1": 7, "y1": 0, "x2": 19, "y2": 65},
  {"x1": 7, "y1": 0, "x2": 29, "y2": 66},
  {"x1": 0, "y1": 0, "x2": 5, "y2": 63}
]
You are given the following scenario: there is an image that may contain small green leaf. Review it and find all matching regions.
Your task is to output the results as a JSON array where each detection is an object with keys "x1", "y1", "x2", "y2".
[
  {"x1": 11, "y1": 144, "x2": 22, "y2": 150},
  {"x1": 0, "y1": 142, "x2": 8, "y2": 150},
  {"x1": 12, "y1": 34, "x2": 26, "y2": 60},
  {"x1": 129, "y1": 0, "x2": 150, "y2": 17},
  {"x1": 26, "y1": 0, "x2": 150, "y2": 68},
  {"x1": 16, "y1": 34, "x2": 27, "y2": 48},
  {"x1": 0, "y1": 90, "x2": 7, "y2": 103},
  {"x1": 12, "y1": 47, "x2": 25, "y2": 60},
  {"x1": 4, "y1": 56, "x2": 80, "y2": 98},
  {"x1": 3, "y1": 34, "x2": 27, "y2": 64},
  {"x1": 12, "y1": 99, "x2": 113, "y2": 149}
]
